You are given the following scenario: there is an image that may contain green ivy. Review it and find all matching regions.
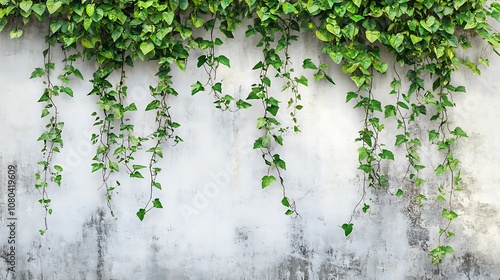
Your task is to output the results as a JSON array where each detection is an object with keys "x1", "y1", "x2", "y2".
[{"x1": 3, "y1": 0, "x2": 500, "y2": 264}]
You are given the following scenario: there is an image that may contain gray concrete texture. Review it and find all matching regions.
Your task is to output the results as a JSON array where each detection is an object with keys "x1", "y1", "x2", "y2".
[{"x1": 1, "y1": 24, "x2": 500, "y2": 279}]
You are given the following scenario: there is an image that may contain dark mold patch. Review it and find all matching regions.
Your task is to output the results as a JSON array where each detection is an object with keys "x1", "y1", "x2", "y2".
[
  {"x1": 318, "y1": 248, "x2": 363, "y2": 279},
  {"x1": 278, "y1": 254, "x2": 311, "y2": 280},
  {"x1": 234, "y1": 227, "x2": 249, "y2": 243},
  {"x1": 406, "y1": 224, "x2": 429, "y2": 249},
  {"x1": 82, "y1": 208, "x2": 110, "y2": 280},
  {"x1": 277, "y1": 223, "x2": 311, "y2": 280},
  {"x1": 459, "y1": 252, "x2": 482, "y2": 279}
]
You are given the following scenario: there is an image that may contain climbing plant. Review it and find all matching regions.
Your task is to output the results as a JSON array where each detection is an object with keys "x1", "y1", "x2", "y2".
[{"x1": 2, "y1": 0, "x2": 500, "y2": 264}]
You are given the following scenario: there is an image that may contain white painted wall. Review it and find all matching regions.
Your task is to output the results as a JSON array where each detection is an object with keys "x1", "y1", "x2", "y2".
[{"x1": 1, "y1": 23, "x2": 500, "y2": 279}]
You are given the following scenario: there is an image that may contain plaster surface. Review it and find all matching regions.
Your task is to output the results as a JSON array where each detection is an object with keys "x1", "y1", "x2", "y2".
[{"x1": 1, "y1": 24, "x2": 500, "y2": 280}]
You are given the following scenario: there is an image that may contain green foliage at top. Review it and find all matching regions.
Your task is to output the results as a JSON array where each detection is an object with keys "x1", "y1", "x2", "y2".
[{"x1": 2, "y1": 0, "x2": 500, "y2": 265}]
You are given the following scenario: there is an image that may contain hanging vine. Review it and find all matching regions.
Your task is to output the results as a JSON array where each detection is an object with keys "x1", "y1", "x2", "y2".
[
  {"x1": 31, "y1": 24, "x2": 84, "y2": 234},
  {"x1": 3, "y1": 0, "x2": 500, "y2": 264}
]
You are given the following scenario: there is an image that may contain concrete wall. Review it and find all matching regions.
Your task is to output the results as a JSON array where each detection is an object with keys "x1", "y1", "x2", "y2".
[{"x1": 1, "y1": 23, "x2": 500, "y2": 279}]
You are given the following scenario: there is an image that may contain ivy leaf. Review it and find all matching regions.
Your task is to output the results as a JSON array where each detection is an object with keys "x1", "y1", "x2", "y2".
[
  {"x1": 130, "y1": 171, "x2": 144, "y2": 179},
  {"x1": 410, "y1": 34, "x2": 423, "y2": 44},
  {"x1": 109, "y1": 162, "x2": 119, "y2": 172},
  {"x1": 389, "y1": 33, "x2": 404, "y2": 49},
  {"x1": 256, "y1": 117, "x2": 267, "y2": 129},
  {"x1": 111, "y1": 26, "x2": 124, "y2": 42},
  {"x1": 20, "y1": 1, "x2": 33, "y2": 13},
  {"x1": 357, "y1": 147, "x2": 369, "y2": 161},
  {"x1": 365, "y1": 30, "x2": 380, "y2": 43},
  {"x1": 315, "y1": 29, "x2": 333, "y2": 42},
  {"x1": 358, "y1": 164, "x2": 372, "y2": 173},
  {"x1": 53, "y1": 165, "x2": 63, "y2": 172},
  {"x1": 341, "y1": 223, "x2": 353, "y2": 236},
  {"x1": 85, "y1": 3, "x2": 95, "y2": 17},
  {"x1": 295, "y1": 76, "x2": 308, "y2": 86},
  {"x1": 236, "y1": 99, "x2": 252, "y2": 109},
  {"x1": 397, "y1": 101, "x2": 409, "y2": 110},
  {"x1": 454, "y1": 0, "x2": 466, "y2": 9},
  {"x1": 163, "y1": 11, "x2": 175, "y2": 25},
  {"x1": 81, "y1": 37, "x2": 95, "y2": 48},
  {"x1": 455, "y1": 86, "x2": 466, "y2": 93},
  {"x1": 191, "y1": 81, "x2": 205, "y2": 95},
  {"x1": 302, "y1": 58, "x2": 318, "y2": 70},
  {"x1": 273, "y1": 154, "x2": 286, "y2": 170},
  {"x1": 212, "y1": 82, "x2": 222, "y2": 93},
  {"x1": 30, "y1": 68, "x2": 46, "y2": 79},
  {"x1": 346, "y1": 92, "x2": 358, "y2": 103},
  {"x1": 73, "y1": 69, "x2": 84, "y2": 80},
  {"x1": 170, "y1": 122, "x2": 181, "y2": 128},
  {"x1": 351, "y1": 76, "x2": 365, "y2": 87},
  {"x1": 179, "y1": 27, "x2": 192, "y2": 39},
  {"x1": 252, "y1": 61, "x2": 264, "y2": 70},
  {"x1": 444, "y1": 246, "x2": 454, "y2": 254},
  {"x1": 282, "y1": 2, "x2": 296, "y2": 14},
  {"x1": 132, "y1": 165, "x2": 147, "y2": 170},
  {"x1": 362, "y1": 203, "x2": 370, "y2": 213},
  {"x1": 273, "y1": 135, "x2": 283, "y2": 146},
  {"x1": 442, "y1": 209, "x2": 458, "y2": 221},
  {"x1": 281, "y1": 197, "x2": 290, "y2": 207},
  {"x1": 266, "y1": 105, "x2": 279, "y2": 116},
  {"x1": 152, "y1": 198, "x2": 163, "y2": 208},
  {"x1": 379, "y1": 149, "x2": 395, "y2": 160},
  {"x1": 373, "y1": 62, "x2": 388, "y2": 74},
  {"x1": 384, "y1": 105, "x2": 397, "y2": 118},
  {"x1": 60, "y1": 86, "x2": 73, "y2": 97},
  {"x1": 253, "y1": 135, "x2": 272, "y2": 149},
  {"x1": 217, "y1": 55, "x2": 230, "y2": 67},
  {"x1": 37, "y1": 132, "x2": 51, "y2": 141},
  {"x1": 169, "y1": 0, "x2": 179, "y2": 10},
  {"x1": 429, "y1": 130, "x2": 439, "y2": 141},
  {"x1": 136, "y1": 208, "x2": 146, "y2": 221},
  {"x1": 41, "y1": 109, "x2": 50, "y2": 118},
  {"x1": 220, "y1": 0, "x2": 231, "y2": 9},
  {"x1": 214, "y1": 38, "x2": 223, "y2": 45},
  {"x1": 91, "y1": 163, "x2": 104, "y2": 173},
  {"x1": 197, "y1": 55, "x2": 206, "y2": 67},
  {"x1": 179, "y1": 0, "x2": 188, "y2": 10},
  {"x1": 261, "y1": 175, "x2": 276, "y2": 189},
  {"x1": 140, "y1": 42, "x2": 155, "y2": 55},
  {"x1": 153, "y1": 182, "x2": 162, "y2": 190},
  {"x1": 396, "y1": 189, "x2": 403, "y2": 196},
  {"x1": 395, "y1": 134, "x2": 407, "y2": 146},
  {"x1": 452, "y1": 127, "x2": 468, "y2": 138},
  {"x1": 145, "y1": 100, "x2": 160, "y2": 111},
  {"x1": 9, "y1": 29, "x2": 23, "y2": 39},
  {"x1": 350, "y1": 15, "x2": 364, "y2": 22},
  {"x1": 369, "y1": 100, "x2": 382, "y2": 112},
  {"x1": 31, "y1": 3, "x2": 46, "y2": 16},
  {"x1": 46, "y1": 0, "x2": 62, "y2": 14}
]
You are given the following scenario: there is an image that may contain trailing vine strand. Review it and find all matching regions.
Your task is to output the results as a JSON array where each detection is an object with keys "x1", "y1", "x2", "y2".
[
  {"x1": 3, "y1": 0, "x2": 500, "y2": 264},
  {"x1": 137, "y1": 63, "x2": 182, "y2": 221},
  {"x1": 32, "y1": 24, "x2": 84, "y2": 234}
]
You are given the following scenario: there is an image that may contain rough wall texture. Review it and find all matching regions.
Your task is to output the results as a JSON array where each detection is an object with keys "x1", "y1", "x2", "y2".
[{"x1": 1, "y1": 24, "x2": 500, "y2": 280}]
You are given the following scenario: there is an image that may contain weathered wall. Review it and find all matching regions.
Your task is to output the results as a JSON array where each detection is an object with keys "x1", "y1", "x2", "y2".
[{"x1": 1, "y1": 23, "x2": 500, "y2": 279}]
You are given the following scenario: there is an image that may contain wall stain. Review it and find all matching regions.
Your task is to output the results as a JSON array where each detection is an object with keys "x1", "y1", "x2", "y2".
[
  {"x1": 234, "y1": 227, "x2": 250, "y2": 248},
  {"x1": 318, "y1": 248, "x2": 362, "y2": 279},
  {"x1": 404, "y1": 178, "x2": 429, "y2": 251},
  {"x1": 82, "y1": 208, "x2": 109, "y2": 280},
  {"x1": 277, "y1": 223, "x2": 311, "y2": 280},
  {"x1": 147, "y1": 235, "x2": 171, "y2": 279}
]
